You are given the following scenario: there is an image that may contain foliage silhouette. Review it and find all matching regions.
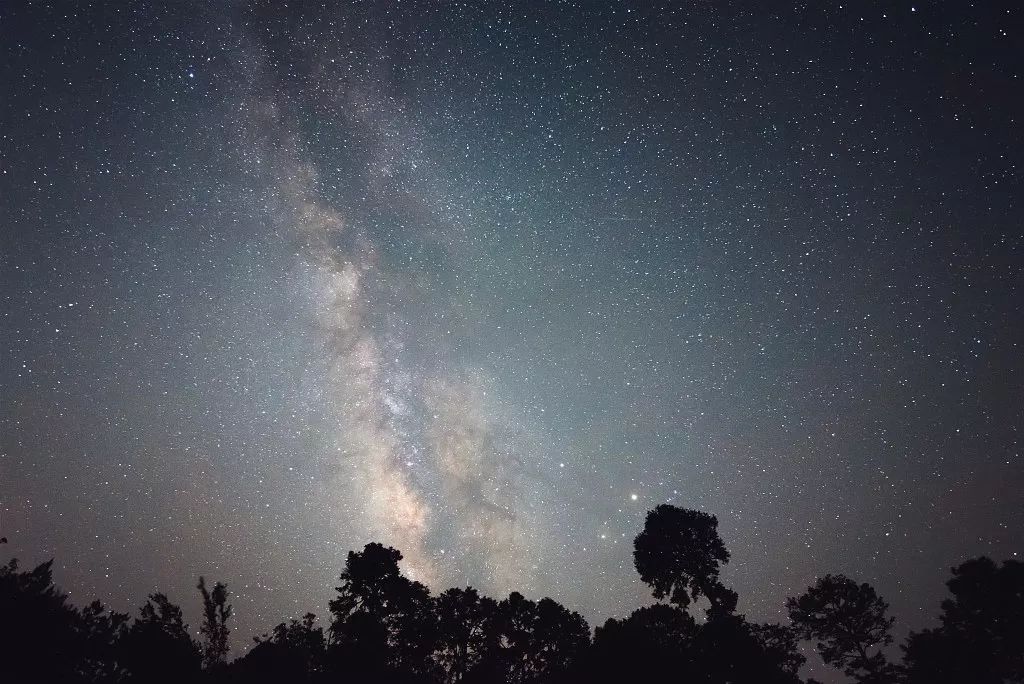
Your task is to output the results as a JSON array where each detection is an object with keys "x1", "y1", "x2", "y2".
[
  {"x1": 633, "y1": 504, "x2": 735, "y2": 617},
  {"x1": 198, "y1": 576, "x2": 232, "y2": 670},
  {"x1": 491, "y1": 591, "x2": 590, "y2": 683},
  {"x1": 431, "y1": 587, "x2": 500, "y2": 682},
  {"x1": 690, "y1": 614, "x2": 805, "y2": 684},
  {"x1": 0, "y1": 558, "x2": 125, "y2": 683},
  {"x1": 232, "y1": 613, "x2": 325, "y2": 683},
  {"x1": 786, "y1": 574, "x2": 896, "y2": 683},
  {"x1": 77, "y1": 599, "x2": 130, "y2": 683},
  {"x1": 0, "y1": 507, "x2": 1018, "y2": 683},
  {"x1": 327, "y1": 542, "x2": 435, "y2": 681},
  {"x1": 588, "y1": 603, "x2": 697, "y2": 680},
  {"x1": 750, "y1": 622, "x2": 807, "y2": 678},
  {"x1": 119, "y1": 592, "x2": 202, "y2": 683},
  {"x1": 901, "y1": 557, "x2": 1024, "y2": 684}
]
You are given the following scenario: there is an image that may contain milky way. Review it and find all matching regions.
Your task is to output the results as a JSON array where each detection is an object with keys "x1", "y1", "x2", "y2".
[
  {"x1": 2, "y1": 3, "x2": 1022, "y2": 682},
  {"x1": 227, "y1": 24, "x2": 551, "y2": 591}
]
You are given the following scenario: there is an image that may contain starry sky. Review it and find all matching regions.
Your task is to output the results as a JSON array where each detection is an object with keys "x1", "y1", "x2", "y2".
[{"x1": 1, "y1": 1, "x2": 1022, "y2": 679}]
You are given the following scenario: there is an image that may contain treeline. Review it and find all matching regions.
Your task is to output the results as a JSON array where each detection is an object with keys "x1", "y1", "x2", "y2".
[{"x1": 2, "y1": 504, "x2": 1021, "y2": 683}]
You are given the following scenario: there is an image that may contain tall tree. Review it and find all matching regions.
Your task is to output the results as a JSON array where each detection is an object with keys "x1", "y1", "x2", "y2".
[
  {"x1": 633, "y1": 504, "x2": 734, "y2": 616},
  {"x1": 328, "y1": 543, "x2": 432, "y2": 628},
  {"x1": 197, "y1": 576, "x2": 232, "y2": 669},
  {"x1": 327, "y1": 542, "x2": 434, "y2": 678},
  {"x1": 431, "y1": 587, "x2": 499, "y2": 683},
  {"x1": 902, "y1": 557, "x2": 1024, "y2": 684},
  {"x1": 786, "y1": 575, "x2": 895, "y2": 683}
]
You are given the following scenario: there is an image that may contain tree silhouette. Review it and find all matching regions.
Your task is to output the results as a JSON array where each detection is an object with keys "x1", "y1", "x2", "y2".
[
  {"x1": 750, "y1": 622, "x2": 806, "y2": 678},
  {"x1": 198, "y1": 576, "x2": 232, "y2": 669},
  {"x1": 523, "y1": 596, "x2": 590, "y2": 682},
  {"x1": 327, "y1": 608, "x2": 394, "y2": 680},
  {"x1": 4, "y1": 509, "x2": 1020, "y2": 684},
  {"x1": 588, "y1": 603, "x2": 698, "y2": 681},
  {"x1": 690, "y1": 614, "x2": 804, "y2": 684},
  {"x1": 902, "y1": 557, "x2": 1024, "y2": 683},
  {"x1": 786, "y1": 574, "x2": 895, "y2": 683},
  {"x1": 633, "y1": 504, "x2": 734, "y2": 616},
  {"x1": 493, "y1": 591, "x2": 590, "y2": 684},
  {"x1": 327, "y1": 542, "x2": 434, "y2": 680},
  {"x1": 234, "y1": 613, "x2": 325, "y2": 683},
  {"x1": 492, "y1": 591, "x2": 537, "y2": 682},
  {"x1": 1, "y1": 558, "x2": 95, "y2": 682},
  {"x1": 329, "y1": 542, "x2": 413, "y2": 619},
  {"x1": 119, "y1": 592, "x2": 201, "y2": 683},
  {"x1": 431, "y1": 587, "x2": 499, "y2": 683},
  {"x1": 78, "y1": 599, "x2": 129, "y2": 683}
]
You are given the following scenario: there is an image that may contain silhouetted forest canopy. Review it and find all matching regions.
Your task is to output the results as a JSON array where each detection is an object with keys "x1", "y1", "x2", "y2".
[{"x1": 2, "y1": 505, "x2": 1021, "y2": 683}]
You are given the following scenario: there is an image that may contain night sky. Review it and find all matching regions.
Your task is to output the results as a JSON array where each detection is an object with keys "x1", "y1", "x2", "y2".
[{"x1": 2, "y1": 2, "x2": 1022, "y2": 680}]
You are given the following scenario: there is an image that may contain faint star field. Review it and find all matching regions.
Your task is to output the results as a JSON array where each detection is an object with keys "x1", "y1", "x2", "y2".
[{"x1": 1, "y1": 3, "x2": 1022, "y2": 681}]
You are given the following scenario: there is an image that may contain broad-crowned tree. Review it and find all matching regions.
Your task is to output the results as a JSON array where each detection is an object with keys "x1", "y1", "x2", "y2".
[
  {"x1": 786, "y1": 574, "x2": 895, "y2": 683},
  {"x1": 633, "y1": 504, "x2": 735, "y2": 617}
]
